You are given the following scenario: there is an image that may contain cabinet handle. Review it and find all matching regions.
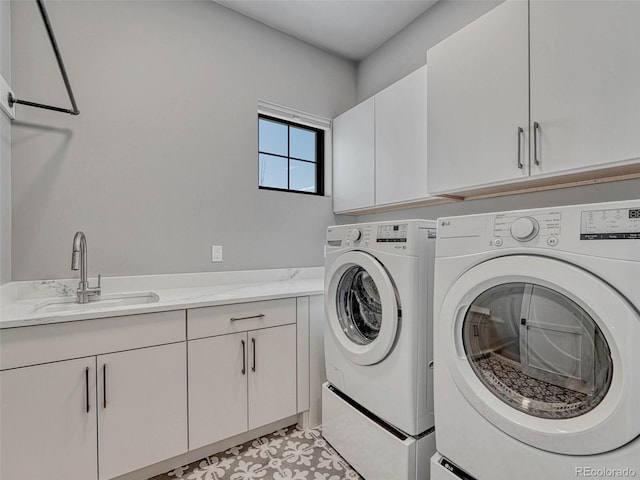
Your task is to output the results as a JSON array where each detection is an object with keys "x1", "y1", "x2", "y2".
[
  {"x1": 102, "y1": 364, "x2": 107, "y2": 409},
  {"x1": 230, "y1": 314, "x2": 265, "y2": 322},
  {"x1": 533, "y1": 121, "x2": 541, "y2": 166},
  {"x1": 517, "y1": 126, "x2": 524, "y2": 169},
  {"x1": 251, "y1": 338, "x2": 256, "y2": 372},
  {"x1": 85, "y1": 367, "x2": 90, "y2": 413},
  {"x1": 241, "y1": 339, "x2": 246, "y2": 375}
]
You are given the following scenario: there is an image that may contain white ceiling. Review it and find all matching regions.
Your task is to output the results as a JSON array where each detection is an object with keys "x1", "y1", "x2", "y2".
[{"x1": 214, "y1": 0, "x2": 439, "y2": 61}]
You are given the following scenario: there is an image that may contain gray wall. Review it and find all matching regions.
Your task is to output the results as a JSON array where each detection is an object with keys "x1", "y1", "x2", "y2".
[
  {"x1": 11, "y1": 0, "x2": 356, "y2": 281},
  {"x1": 354, "y1": 179, "x2": 640, "y2": 224},
  {"x1": 357, "y1": 0, "x2": 502, "y2": 102},
  {"x1": 1, "y1": 0, "x2": 11, "y2": 284},
  {"x1": 352, "y1": 0, "x2": 640, "y2": 223}
]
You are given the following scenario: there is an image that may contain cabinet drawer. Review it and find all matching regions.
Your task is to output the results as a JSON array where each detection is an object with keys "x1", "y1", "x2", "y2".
[
  {"x1": 0, "y1": 310, "x2": 186, "y2": 370},
  {"x1": 188, "y1": 299, "x2": 296, "y2": 340}
]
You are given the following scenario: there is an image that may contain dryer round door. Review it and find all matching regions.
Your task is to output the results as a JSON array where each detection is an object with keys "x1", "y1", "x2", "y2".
[
  {"x1": 325, "y1": 251, "x2": 400, "y2": 366},
  {"x1": 439, "y1": 255, "x2": 640, "y2": 455}
]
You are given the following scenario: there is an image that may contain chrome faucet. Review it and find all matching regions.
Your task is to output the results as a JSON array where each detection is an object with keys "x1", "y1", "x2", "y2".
[{"x1": 71, "y1": 231, "x2": 101, "y2": 304}]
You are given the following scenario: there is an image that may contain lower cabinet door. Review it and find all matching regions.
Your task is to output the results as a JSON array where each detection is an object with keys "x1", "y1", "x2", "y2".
[
  {"x1": 0, "y1": 357, "x2": 98, "y2": 480},
  {"x1": 97, "y1": 342, "x2": 187, "y2": 480},
  {"x1": 188, "y1": 332, "x2": 249, "y2": 450},
  {"x1": 248, "y1": 324, "x2": 297, "y2": 430}
]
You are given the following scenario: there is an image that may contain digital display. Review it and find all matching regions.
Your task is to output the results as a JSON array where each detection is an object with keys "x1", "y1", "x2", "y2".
[
  {"x1": 581, "y1": 208, "x2": 640, "y2": 240},
  {"x1": 377, "y1": 223, "x2": 408, "y2": 242}
]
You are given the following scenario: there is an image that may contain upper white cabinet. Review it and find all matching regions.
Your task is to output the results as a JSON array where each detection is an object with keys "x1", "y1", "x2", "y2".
[
  {"x1": 332, "y1": 65, "x2": 431, "y2": 213},
  {"x1": 529, "y1": 0, "x2": 640, "y2": 176},
  {"x1": 333, "y1": 97, "x2": 375, "y2": 212},
  {"x1": 427, "y1": 0, "x2": 640, "y2": 195},
  {"x1": 427, "y1": 0, "x2": 529, "y2": 194},
  {"x1": 375, "y1": 66, "x2": 429, "y2": 206}
]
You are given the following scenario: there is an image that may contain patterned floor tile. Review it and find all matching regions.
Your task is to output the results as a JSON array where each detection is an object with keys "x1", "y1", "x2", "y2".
[{"x1": 149, "y1": 424, "x2": 363, "y2": 480}]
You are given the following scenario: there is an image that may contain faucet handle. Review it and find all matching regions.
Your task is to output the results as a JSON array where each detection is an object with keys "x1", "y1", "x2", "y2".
[{"x1": 92, "y1": 274, "x2": 102, "y2": 297}]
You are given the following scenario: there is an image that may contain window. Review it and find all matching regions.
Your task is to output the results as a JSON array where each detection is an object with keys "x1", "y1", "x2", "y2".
[{"x1": 258, "y1": 114, "x2": 324, "y2": 195}]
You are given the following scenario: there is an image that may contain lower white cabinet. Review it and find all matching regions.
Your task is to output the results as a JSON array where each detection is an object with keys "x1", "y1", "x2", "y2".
[
  {"x1": 188, "y1": 332, "x2": 248, "y2": 449},
  {"x1": 248, "y1": 324, "x2": 297, "y2": 429},
  {"x1": 0, "y1": 357, "x2": 98, "y2": 480},
  {"x1": 188, "y1": 323, "x2": 297, "y2": 450},
  {"x1": 98, "y1": 342, "x2": 188, "y2": 480},
  {"x1": 0, "y1": 310, "x2": 187, "y2": 480},
  {"x1": 1, "y1": 296, "x2": 313, "y2": 479},
  {"x1": 0, "y1": 342, "x2": 187, "y2": 480}
]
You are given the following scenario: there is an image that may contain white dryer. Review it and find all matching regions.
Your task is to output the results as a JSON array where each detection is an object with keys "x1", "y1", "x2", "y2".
[
  {"x1": 431, "y1": 200, "x2": 640, "y2": 479},
  {"x1": 322, "y1": 220, "x2": 437, "y2": 480}
]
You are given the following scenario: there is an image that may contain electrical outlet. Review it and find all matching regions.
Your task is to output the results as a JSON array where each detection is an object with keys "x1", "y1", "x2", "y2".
[{"x1": 211, "y1": 245, "x2": 223, "y2": 262}]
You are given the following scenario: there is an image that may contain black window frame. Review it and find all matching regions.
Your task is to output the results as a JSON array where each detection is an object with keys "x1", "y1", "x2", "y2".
[{"x1": 258, "y1": 114, "x2": 324, "y2": 196}]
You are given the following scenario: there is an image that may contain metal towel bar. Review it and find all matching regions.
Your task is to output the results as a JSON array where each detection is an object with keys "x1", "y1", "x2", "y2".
[{"x1": 7, "y1": 0, "x2": 80, "y2": 116}]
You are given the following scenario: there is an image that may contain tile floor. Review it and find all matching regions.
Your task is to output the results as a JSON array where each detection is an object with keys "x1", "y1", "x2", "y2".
[{"x1": 150, "y1": 424, "x2": 363, "y2": 480}]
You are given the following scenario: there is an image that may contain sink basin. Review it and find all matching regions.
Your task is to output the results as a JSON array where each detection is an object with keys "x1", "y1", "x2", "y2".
[{"x1": 29, "y1": 292, "x2": 160, "y2": 314}]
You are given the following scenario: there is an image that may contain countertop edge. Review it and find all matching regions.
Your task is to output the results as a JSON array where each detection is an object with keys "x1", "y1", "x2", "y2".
[{"x1": 1, "y1": 277, "x2": 325, "y2": 330}]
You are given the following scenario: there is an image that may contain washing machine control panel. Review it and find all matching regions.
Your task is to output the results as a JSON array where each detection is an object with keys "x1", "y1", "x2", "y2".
[
  {"x1": 492, "y1": 211, "x2": 561, "y2": 246},
  {"x1": 342, "y1": 223, "x2": 410, "y2": 247},
  {"x1": 580, "y1": 207, "x2": 640, "y2": 240},
  {"x1": 376, "y1": 224, "x2": 408, "y2": 243},
  {"x1": 510, "y1": 216, "x2": 540, "y2": 241}
]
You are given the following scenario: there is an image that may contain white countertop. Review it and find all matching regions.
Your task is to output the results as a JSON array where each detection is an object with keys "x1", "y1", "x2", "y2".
[{"x1": 0, "y1": 267, "x2": 324, "y2": 329}]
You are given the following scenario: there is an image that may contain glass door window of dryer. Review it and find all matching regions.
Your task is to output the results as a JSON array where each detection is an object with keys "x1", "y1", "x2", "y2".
[
  {"x1": 462, "y1": 283, "x2": 613, "y2": 420},
  {"x1": 336, "y1": 266, "x2": 385, "y2": 345}
]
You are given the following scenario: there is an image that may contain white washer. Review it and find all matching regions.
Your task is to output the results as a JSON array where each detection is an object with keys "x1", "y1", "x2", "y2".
[
  {"x1": 431, "y1": 200, "x2": 640, "y2": 479},
  {"x1": 323, "y1": 220, "x2": 437, "y2": 480}
]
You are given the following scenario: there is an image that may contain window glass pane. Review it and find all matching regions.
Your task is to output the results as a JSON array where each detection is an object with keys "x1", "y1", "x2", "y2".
[
  {"x1": 259, "y1": 119, "x2": 288, "y2": 156},
  {"x1": 259, "y1": 154, "x2": 288, "y2": 189},
  {"x1": 336, "y1": 266, "x2": 382, "y2": 345},
  {"x1": 290, "y1": 160, "x2": 316, "y2": 193},
  {"x1": 290, "y1": 127, "x2": 316, "y2": 162},
  {"x1": 462, "y1": 282, "x2": 613, "y2": 419}
]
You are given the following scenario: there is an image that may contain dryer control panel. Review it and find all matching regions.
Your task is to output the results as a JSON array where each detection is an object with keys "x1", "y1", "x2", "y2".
[{"x1": 326, "y1": 220, "x2": 436, "y2": 256}]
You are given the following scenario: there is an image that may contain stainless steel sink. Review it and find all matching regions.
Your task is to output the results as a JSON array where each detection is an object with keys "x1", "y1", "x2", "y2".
[{"x1": 30, "y1": 292, "x2": 159, "y2": 314}]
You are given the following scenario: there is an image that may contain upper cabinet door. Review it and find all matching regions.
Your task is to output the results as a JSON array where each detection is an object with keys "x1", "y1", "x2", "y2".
[
  {"x1": 530, "y1": 0, "x2": 640, "y2": 176},
  {"x1": 427, "y1": 0, "x2": 529, "y2": 194},
  {"x1": 375, "y1": 65, "x2": 429, "y2": 205},
  {"x1": 333, "y1": 97, "x2": 375, "y2": 212}
]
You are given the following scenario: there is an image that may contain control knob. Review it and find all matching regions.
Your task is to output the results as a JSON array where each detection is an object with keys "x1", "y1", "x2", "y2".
[
  {"x1": 351, "y1": 229, "x2": 363, "y2": 242},
  {"x1": 510, "y1": 217, "x2": 539, "y2": 241}
]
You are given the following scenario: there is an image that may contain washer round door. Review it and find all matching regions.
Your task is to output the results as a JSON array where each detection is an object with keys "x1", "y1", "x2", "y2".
[
  {"x1": 325, "y1": 251, "x2": 400, "y2": 366},
  {"x1": 439, "y1": 255, "x2": 640, "y2": 455}
]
